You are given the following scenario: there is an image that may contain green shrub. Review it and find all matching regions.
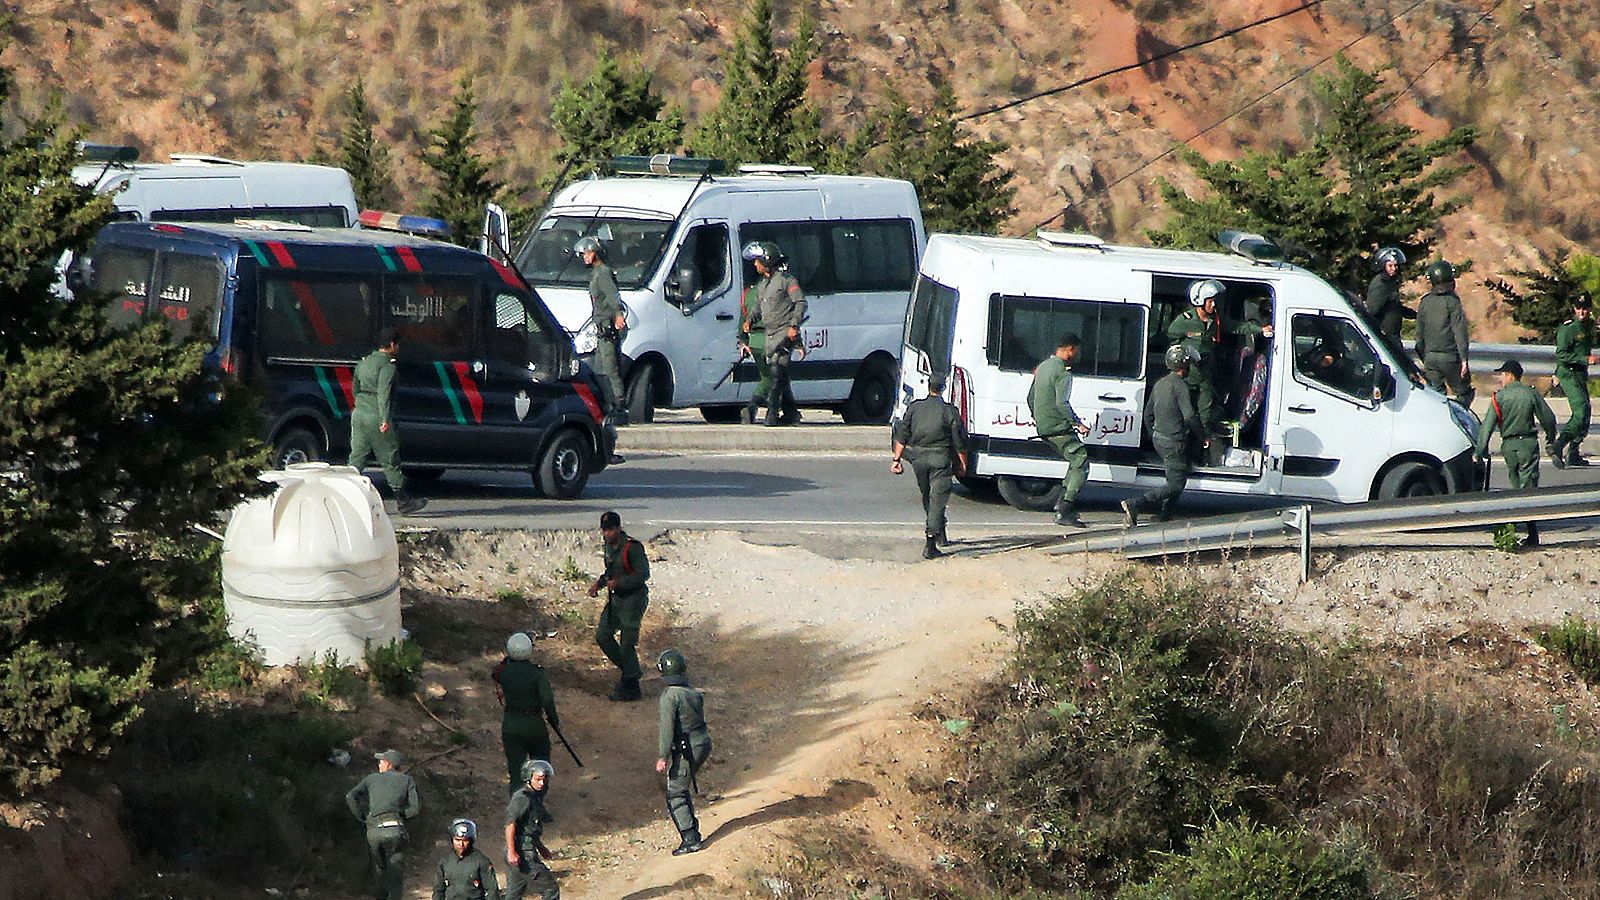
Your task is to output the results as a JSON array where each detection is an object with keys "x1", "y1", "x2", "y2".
[
  {"x1": 1536, "y1": 616, "x2": 1600, "y2": 684},
  {"x1": 299, "y1": 649, "x2": 366, "y2": 707},
  {"x1": 1118, "y1": 818, "x2": 1383, "y2": 900},
  {"x1": 365, "y1": 639, "x2": 424, "y2": 696}
]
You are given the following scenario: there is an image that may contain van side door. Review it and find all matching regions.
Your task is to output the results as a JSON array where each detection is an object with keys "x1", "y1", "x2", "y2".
[
  {"x1": 660, "y1": 220, "x2": 737, "y2": 404},
  {"x1": 384, "y1": 272, "x2": 483, "y2": 463},
  {"x1": 253, "y1": 269, "x2": 378, "y2": 452}
]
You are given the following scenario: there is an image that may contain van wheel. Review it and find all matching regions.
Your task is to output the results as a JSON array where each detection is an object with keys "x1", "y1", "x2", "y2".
[
  {"x1": 842, "y1": 357, "x2": 897, "y2": 424},
  {"x1": 1377, "y1": 461, "x2": 1444, "y2": 499},
  {"x1": 272, "y1": 426, "x2": 323, "y2": 469},
  {"x1": 997, "y1": 475, "x2": 1061, "y2": 512},
  {"x1": 957, "y1": 475, "x2": 999, "y2": 496},
  {"x1": 699, "y1": 405, "x2": 743, "y2": 424},
  {"x1": 534, "y1": 429, "x2": 592, "y2": 499},
  {"x1": 625, "y1": 363, "x2": 658, "y2": 424},
  {"x1": 402, "y1": 467, "x2": 446, "y2": 483}
]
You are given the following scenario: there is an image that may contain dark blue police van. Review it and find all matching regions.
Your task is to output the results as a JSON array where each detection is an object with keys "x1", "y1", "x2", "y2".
[{"x1": 84, "y1": 219, "x2": 616, "y2": 498}]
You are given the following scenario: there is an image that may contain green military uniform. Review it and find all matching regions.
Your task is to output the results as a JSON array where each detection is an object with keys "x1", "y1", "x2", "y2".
[
  {"x1": 1166, "y1": 307, "x2": 1266, "y2": 431},
  {"x1": 346, "y1": 768, "x2": 421, "y2": 900},
  {"x1": 747, "y1": 268, "x2": 806, "y2": 425},
  {"x1": 891, "y1": 394, "x2": 968, "y2": 538},
  {"x1": 497, "y1": 660, "x2": 559, "y2": 795},
  {"x1": 1476, "y1": 379, "x2": 1556, "y2": 489},
  {"x1": 1553, "y1": 315, "x2": 1595, "y2": 459},
  {"x1": 1029, "y1": 355, "x2": 1088, "y2": 519},
  {"x1": 738, "y1": 288, "x2": 771, "y2": 420},
  {"x1": 588, "y1": 261, "x2": 625, "y2": 417},
  {"x1": 433, "y1": 846, "x2": 503, "y2": 900},
  {"x1": 504, "y1": 787, "x2": 559, "y2": 900},
  {"x1": 1364, "y1": 271, "x2": 1411, "y2": 345},
  {"x1": 349, "y1": 348, "x2": 407, "y2": 493},
  {"x1": 1132, "y1": 370, "x2": 1207, "y2": 521},
  {"x1": 659, "y1": 674, "x2": 712, "y2": 845},
  {"x1": 596, "y1": 534, "x2": 650, "y2": 681},
  {"x1": 1415, "y1": 288, "x2": 1474, "y2": 405}
]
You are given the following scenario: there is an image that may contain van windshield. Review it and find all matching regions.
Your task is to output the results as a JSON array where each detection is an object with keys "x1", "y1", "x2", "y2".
[{"x1": 516, "y1": 213, "x2": 675, "y2": 290}]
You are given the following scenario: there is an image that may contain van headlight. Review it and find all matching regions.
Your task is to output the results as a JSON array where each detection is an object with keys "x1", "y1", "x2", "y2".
[{"x1": 1448, "y1": 399, "x2": 1479, "y2": 440}]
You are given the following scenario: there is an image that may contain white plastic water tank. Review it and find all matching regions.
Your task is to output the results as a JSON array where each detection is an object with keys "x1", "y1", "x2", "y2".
[{"x1": 222, "y1": 463, "x2": 401, "y2": 667}]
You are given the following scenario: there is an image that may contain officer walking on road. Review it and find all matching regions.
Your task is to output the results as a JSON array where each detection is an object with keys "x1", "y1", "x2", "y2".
[
  {"x1": 1122, "y1": 345, "x2": 1210, "y2": 527},
  {"x1": 433, "y1": 818, "x2": 502, "y2": 900},
  {"x1": 655, "y1": 649, "x2": 712, "y2": 856},
  {"x1": 587, "y1": 511, "x2": 650, "y2": 702},
  {"x1": 1030, "y1": 333, "x2": 1090, "y2": 528},
  {"x1": 345, "y1": 748, "x2": 422, "y2": 900},
  {"x1": 741, "y1": 241, "x2": 806, "y2": 427},
  {"x1": 1363, "y1": 247, "x2": 1415, "y2": 346},
  {"x1": 1476, "y1": 359, "x2": 1556, "y2": 545},
  {"x1": 576, "y1": 235, "x2": 628, "y2": 423},
  {"x1": 494, "y1": 632, "x2": 560, "y2": 797},
  {"x1": 350, "y1": 328, "x2": 426, "y2": 515},
  {"x1": 504, "y1": 759, "x2": 559, "y2": 900},
  {"x1": 891, "y1": 374, "x2": 970, "y2": 558},
  {"x1": 1551, "y1": 293, "x2": 1597, "y2": 468},
  {"x1": 1415, "y1": 260, "x2": 1474, "y2": 406},
  {"x1": 1166, "y1": 279, "x2": 1272, "y2": 433}
]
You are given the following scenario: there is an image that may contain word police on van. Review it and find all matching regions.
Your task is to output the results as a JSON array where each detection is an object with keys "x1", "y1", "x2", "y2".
[
  {"x1": 83, "y1": 218, "x2": 616, "y2": 499},
  {"x1": 502, "y1": 155, "x2": 926, "y2": 424},
  {"x1": 896, "y1": 230, "x2": 1487, "y2": 511}
]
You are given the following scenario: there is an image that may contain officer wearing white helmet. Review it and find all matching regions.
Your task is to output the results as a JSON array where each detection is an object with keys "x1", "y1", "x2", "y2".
[
  {"x1": 432, "y1": 817, "x2": 502, "y2": 900},
  {"x1": 492, "y1": 631, "x2": 560, "y2": 797},
  {"x1": 1363, "y1": 246, "x2": 1414, "y2": 344},
  {"x1": 504, "y1": 758, "x2": 559, "y2": 899},
  {"x1": 1122, "y1": 345, "x2": 1209, "y2": 527},
  {"x1": 740, "y1": 240, "x2": 807, "y2": 426},
  {"x1": 576, "y1": 234, "x2": 628, "y2": 423},
  {"x1": 1166, "y1": 278, "x2": 1272, "y2": 433}
]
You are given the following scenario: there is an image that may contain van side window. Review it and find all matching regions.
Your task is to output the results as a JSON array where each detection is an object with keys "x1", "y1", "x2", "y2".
[
  {"x1": 260, "y1": 273, "x2": 375, "y2": 360},
  {"x1": 906, "y1": 276, "x2": 959, "y2": 375},
  {"x1": 152, "y1": 254, "x2": 225, "y2": 343},
  {"x1": 987, "y1": 295, "x2": 1145, "y2": 379},
  {"x1": 742, "y1": 219, "x2": 916, "y2": 295},
  {"x1": 95, "y1": 247, "x2": 157, "y2": 330},
  {"x1": 1291, "y1": 314, "x2": 1379, "y2": 401},
  {"x1": 386, "y1": 276, "x2": 476, "y2": 359},
  {"x1": 671, "y1": 224, "x2": 730, "y2": 305}
]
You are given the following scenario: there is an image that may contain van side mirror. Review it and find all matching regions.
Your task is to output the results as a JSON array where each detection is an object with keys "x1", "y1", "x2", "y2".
[{"x1": 1376, "y1": 365, "x2": 1397, "y2": 403}]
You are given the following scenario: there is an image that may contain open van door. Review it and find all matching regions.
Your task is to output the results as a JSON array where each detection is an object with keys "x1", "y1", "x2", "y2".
[{"x1": 482, "y1": 203, "x2": 511, "y2": 263}]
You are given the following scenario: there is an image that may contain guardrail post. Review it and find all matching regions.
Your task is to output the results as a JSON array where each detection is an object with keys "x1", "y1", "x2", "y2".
[{"x1": 1283, "y1": 504, "x2": 1312, "y2": 583}]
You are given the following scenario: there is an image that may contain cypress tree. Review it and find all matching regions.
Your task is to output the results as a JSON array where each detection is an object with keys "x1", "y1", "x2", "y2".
[
  {"x1": 547, "y1": 47, "x2": 686, "y2": 191},
  {"x1": 692, "y1": 0, "x2": 829, "y2": 168},
  {"x1": 863, "y1": 86, "x2": 1017, "y2": 234},
  {"x1": 422, "y1": 76, "x2": 505, "y2": 248},
  {"x1": 335, "y1": 78, "x2": 399, "y2": 210}
]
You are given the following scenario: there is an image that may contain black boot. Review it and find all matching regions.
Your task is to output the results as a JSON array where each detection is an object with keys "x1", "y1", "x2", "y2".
[
  {"x1": 1120, "y1": 498, "x2": 1139, "y2": 528},
  {"x1": 923, "y1": 533, "x2": 943, "y2": 560},
  {"x1": 1525, "y1": 521, "x2": 1541, "y2": 547},
  {"x1": 742, "y1": 398, "x2": 762, "y2": 424},
  {"x1": 395, "y1": 490, "x2": 427, "y2": 515},
  {"x1": 764, "y1": 403, "x2": 781, "y2": 427},
  {"x1": 1568, "y1": 443, "x2": 1590, "y2": 467},
  {"x1": 672, "y1": 828, "x2": 703, "y2": 855},
  {"x1": 1054, "y1": 501, "x2": 1083, "y2": 528},
  {"x1": 1551, "y1": 435, "x2": 1569, "y2": 468},
  {"x1": 937, "y1": 526, "x2": 949, "y2": 546},
  {"x1": 608, "y1": 676, "x2": 641, "y2": 702}
]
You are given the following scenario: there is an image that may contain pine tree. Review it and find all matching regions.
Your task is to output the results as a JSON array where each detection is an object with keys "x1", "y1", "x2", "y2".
[
  {"x1": 335, "y1": 78, "x2": 399, "y2": 210},
  {"x1": 547, "y1": 47, "x2": 686, "y2": 192},
  {"x1": 0, "y1": 38, "x2": 268, "y2": 794},
  {"x1": 422, "y1": 76, "x2": 505, "y2": 248},
  {"x1": 863, "y1": 86, "x2": 1017, "y2": 233},
  {"x1": 691, "y1": 0, "x2": 830, "y2": 169},
  {"x1": 1149, "y1": 56, "x2": 1475, "y2": 294},
  {"x1": 1485, "y1": 251, "x2": 1600, "y2": 341}
]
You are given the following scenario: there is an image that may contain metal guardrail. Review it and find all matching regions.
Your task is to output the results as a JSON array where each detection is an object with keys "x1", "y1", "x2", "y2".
[{"x1": 1467, "y1": 342, "x2": 1557, "y2": 377}]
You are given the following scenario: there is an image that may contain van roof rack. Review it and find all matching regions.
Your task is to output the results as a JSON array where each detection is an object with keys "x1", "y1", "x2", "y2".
[
  {"x1": 234, "y1": 218, "x2": 314, "y2": 232},
  {"x1": 169, "y1": 153, "x2": 247, "y2": 166},
  {"x1": 1036, "y1": 231, "x2": 1107, "y2": 250},
  {"x1": 608, "y1": 155, "x2": 727, "y2": 176},
  {"x1": 1217, "y1": 230, "x2": 1284, "y2": 264},
  {"x1": 736, "y1": 164, "x2": 816, "y2": 176},
  {"x1": 77, "y1": 142, "x2": 139, "y2": 164}
]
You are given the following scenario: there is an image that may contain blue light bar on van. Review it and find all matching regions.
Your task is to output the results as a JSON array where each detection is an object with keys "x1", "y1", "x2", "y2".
[
  {"x1": 607, "y1": 155, "x2": 727, "y2": 176},
  {"x1": 1217, "y1": 230, "x2": 1284, "y2": 264},
  {"x1": 359, "y1": 210, "x2": 452, "y2": 239},
  {"x1": 77, "y1": 142, "x2": 139, "y2": 163}
]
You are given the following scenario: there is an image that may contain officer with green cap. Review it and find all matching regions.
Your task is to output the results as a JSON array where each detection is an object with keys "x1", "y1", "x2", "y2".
[
  {"x1": 891, "y1": 373, "x2": 970, "y2": 558},
  {"x1": 1029, "y1": 333, "x2": 1091, "y2": 527},
  {"x1": 1166, "y1": 278, "x2": 1272, "y2": 433},
  {"x1": 1122, "y1": 345, "x2": 1210, "y2": 527},
  {"x1": 1476, "y1": 359, "x2": 1556, "y2": 545},
  {"x1": 655, "y1": 649, "x2": 712, "y2": 856},
  {"x1": 503, "y1": 759, "x2": 559, "y2": 900},
  {"x1": 493, "y1": 632, "x2": 560, "y2": 797},
  {"x1": 1414, "y1": 260, "x2": 1474, "y2": 406},
  {"x1": 741, "y1": 241, "x2": 806, "y2": 426},
  {"x1": 345, "y1": 748, "x2": 422, "y2": 900},
  {"x1": 1550, "y1": 293, "x2": 1597, "y2": 468},
  {"x1": 1363, "y1": 247, "x2": 1415, "y2": 346},
  {"x1": 349, "y1": 328, "x2": 426, "y2": 515},
  {"x1": 587, "y1": 510, "x2": 650, "y2": 702},
  {"x1": 576, "y1": 235, "x2": 627, "y2": 423},
  {"x1": 432, "y1": 818, "x2": 503, "y2": 900}
]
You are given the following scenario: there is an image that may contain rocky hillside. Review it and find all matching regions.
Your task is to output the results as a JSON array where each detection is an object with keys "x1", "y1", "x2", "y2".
[{"x1": 8, "y1": 0, "x2": 1599, "y2": 338}]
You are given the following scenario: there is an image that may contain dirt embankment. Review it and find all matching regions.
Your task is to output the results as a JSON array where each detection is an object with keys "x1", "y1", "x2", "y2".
[{"x1": 0, "y1": 786, "x2": 132, "y2": 900}]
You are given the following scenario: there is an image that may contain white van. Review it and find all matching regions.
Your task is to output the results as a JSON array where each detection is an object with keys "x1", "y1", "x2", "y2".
[
  {"x1": 894, "y1": 231, "x2": 1487, "y2": 510},
  {"x1": 506, "y1": 156, "x2": 926, "y2": 423},
  {"x1": 73, "y1": 144, "x2": 359, "y2": 227}
]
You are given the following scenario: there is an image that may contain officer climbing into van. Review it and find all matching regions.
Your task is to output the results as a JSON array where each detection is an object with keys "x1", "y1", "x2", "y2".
[
  {"x1": 1030, "y1": 333, "x2": 1091, "y2": 527},
  {"x1": 433, "y1": 818, "x2": 503, "y2": 900},
  {"x1": 576, "y1": 235, "x2": 628, "y2": 424},
  {"x1": 1476, "y1": 359, "x2": 1556, "y2": 545},
  {"x1": 891, "y1": 373, "x2": 970, "y2": 558},
  {"x1": 741, "y1": 241, "x2": 806, "y2": 426},
  {"x1": 1122, "y1": 345, "x2": 1209, "y2": 527},
  {"x1": 504, "y1": 759, "x2": 559, "y2": 900},
  {"x1": 587, "y1": 511, "x2": 650, "y2": 702},
  {"x1": 494, "y1": 632, "x2": 560, "y2": 797},
  {"x1": 1363, "y1": 247, "x2": 1415, "y2": 346},
  {"x1": 655, "y1": 649, "x2": 712, "y2": 856},
  {"x1": 345, "y1": 748, "x2": 422, "y2": 900},
  {"x1": 1550, "y1": 293, "x2": 1596, "y2": 468},
  {"x1": 350, "y1": 328, "x2": 426, "y2": 515},
  {"x1": 1166, "y1": 279, "x2": 1272, "y2": 434},
  {"x1": 1414, "y1": 260, "x2": 1474, "y2": 406}
]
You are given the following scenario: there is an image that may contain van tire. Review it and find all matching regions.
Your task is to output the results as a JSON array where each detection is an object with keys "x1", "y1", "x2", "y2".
[
  {"x1": 842, "y1": 357, "x2": 897, "y2": 424},
  {"x1": 957, "y1": 475, "x2": 999, "y2": 496},
  {"x1": 272, "y1": 426, "x2": 324, "y2": 469},
  {"x1": 625, "y1": 363, "x2": 658, "y2": 424},
  {"x1": 534, "y1": 429, "x2": 592, "y2": 500},
  {"x1": 997, "y1": 475, "x2": 1061, "y2": 512},
  {"x1": 1377, "y1": 460, "x2": 1444, "y2": 499},
  {"x1": 699, "y1": 405, "x2": 743, "y2": 424}
]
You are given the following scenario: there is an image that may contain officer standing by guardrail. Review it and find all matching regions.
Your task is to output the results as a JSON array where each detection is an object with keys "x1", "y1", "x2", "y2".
[
  {"x1": 1415, "y1": 260, "x2": 1474, "y2": 406},
  {"x1": 1476, "y1": 359, "x2": 1556, "y2": 544},
  {"x1": 1551, "y1": 293, "x2": 1596, "y2": 468}
]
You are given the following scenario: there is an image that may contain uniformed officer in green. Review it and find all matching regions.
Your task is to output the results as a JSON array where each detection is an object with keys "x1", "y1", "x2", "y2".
[
  {"x1": 576, "y1": 236, "x2": 628, "y2": 423},
  {"x1": 503, "y1": 759, "x2": 559, "y2": 900},
  {"x1": 890, "y1": 374, "x2": 970, "y2": 558},
  {"x1": 345, "y1": 748, "x2": 422, "y2": 900},
  {"x1": 1029, "y1": 333, "x2": 1091, "y2": 527},
  {"x1": 1363, "y1": 246, "x2": 1414, "y2": 347},
  {"x1": 1414, "y1": 260, "x2": 1474, "y2": 406},
  {"x1": 349, "y1": 328, "x2": 426, "y2": 515},
  {"x1": 1166, "y1": 278, "x2": 1272, "y2": 433},
  {"x1": 741, "y1": 241, "x2": 807, "y2": 426},
  {"x1": 1550, "y1": 293, "x2": 1597, "y2": 468},
  {"x1": 433, "y1": 818, "x2": 502, "y2": 900},
  {"x1": 494, "y1": 632, "x2": 560, "y2": 797},
  {"x1": 736, "y1": 285, "x2": 772, "y2": 425},
  {"x1": 1122, "y1": 345, "x2": 1209, "y2": 527},
  {"x1": 587, "y1": 510, "x2": 650, "y2": 702},
  {"x1": 1476, "y1": 359, "x2": 1556, "y2": 545},
  {"x1": 655, "y1": 649, "x2": 712, "y2": 856}
]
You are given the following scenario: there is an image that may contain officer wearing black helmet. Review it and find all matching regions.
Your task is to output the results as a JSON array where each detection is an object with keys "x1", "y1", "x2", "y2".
[
  {"x1": 741, "y1": 241, "x2": 806, "y2": 426},
  {"x1": 433, "y1": 818, "x2": 503, "y2": 900},
  {"x1": 504, "y1": 759, "x2": 559, "y2": 900},
  {"x1": 1363, "y1": 246, "x2": 1415, "y2": 345},
  {"x1": 576, "y1": 235, "x2": 627, "y2": 423},
  {"x1": 1122, "y1": 344, "x2": 1209, "y2": 527},
  {"x1": 1414, "y1": 259, "x2": 1474, "y2": 405},
  {"x1": 655, "y1": 649, "x2": 712, "y2": 856}
]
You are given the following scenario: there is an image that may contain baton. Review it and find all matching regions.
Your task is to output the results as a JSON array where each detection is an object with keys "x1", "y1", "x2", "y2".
[
  {"x1": 712, "y1": 344, "x2": 750, "y2": 391},
  {"x1": 550, "y1": 722, "x2": 584, "y2": 768}
]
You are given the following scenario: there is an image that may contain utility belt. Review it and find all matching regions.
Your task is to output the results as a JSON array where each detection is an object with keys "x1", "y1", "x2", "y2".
[
  {"x1": 1556, "y1": 361, "x2": 1589, "y2": 374},
  {"x1": 368, "y1": 817, "x2": 405, "y2": 832},
  {"x1": 1502, "y1": 433, "x2": 1538, "y2": 441}
]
